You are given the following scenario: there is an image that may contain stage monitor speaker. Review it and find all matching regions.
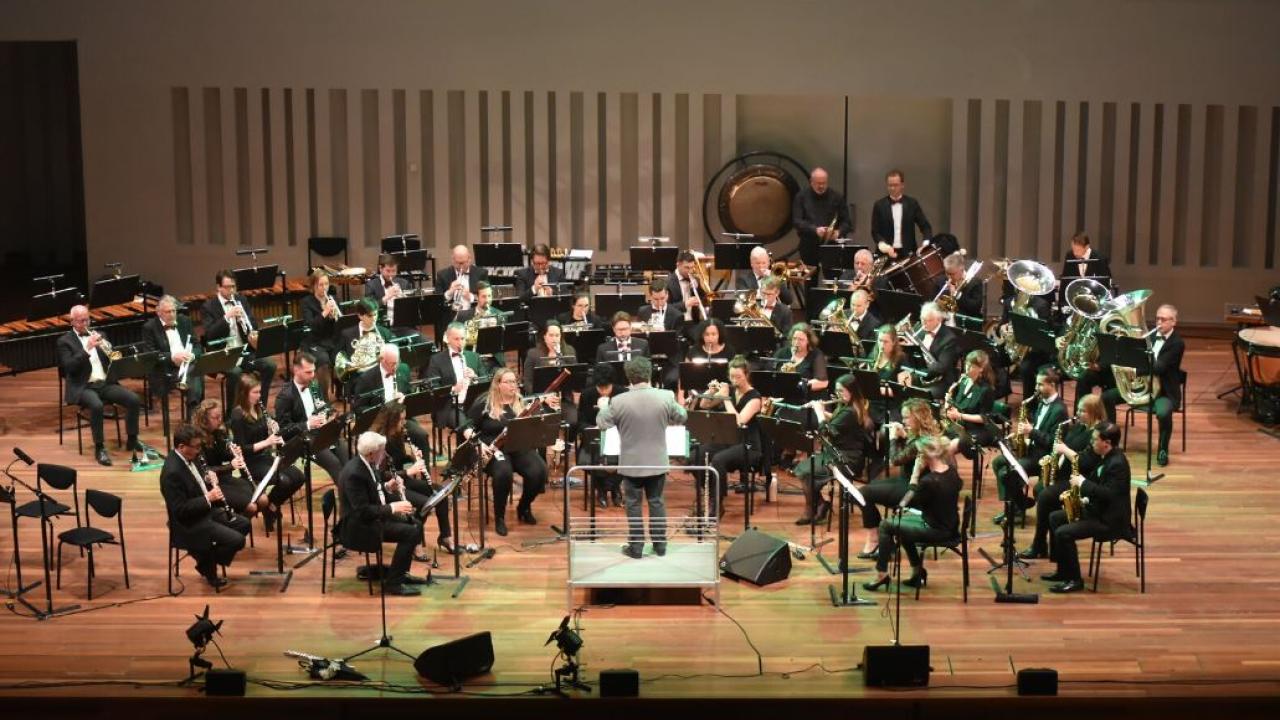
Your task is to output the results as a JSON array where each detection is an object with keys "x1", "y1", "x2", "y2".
[
  {"x1": 414, "y1": 631, "x2": 495, "y2": 686},
  {"x1": 1018, "y1": 667, "x2": 1058, "y2": 696},
  {"x1": 205, "y1": 668, "x2": 246, "y2": 696},
  {"x1": 719, "y1": 529, "x2": 792, "y2": 586},
  {"x1": 862, "y1": 645, "x2": 930, "y2": 687},
  {"x1": 599, "y1": 668, "x2": 640, "y2": 697}
]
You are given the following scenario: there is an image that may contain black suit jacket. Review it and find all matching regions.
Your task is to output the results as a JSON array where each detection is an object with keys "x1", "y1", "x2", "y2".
[
  {"x1": 300, "y1": 293, "x2": 340, "y2": 353},
  {"x1": 201, "y1": 292, "x2": 255, "y2": 348},
  {"x1": 635, "y1": 304, "x2": 685, "y2": 335},
  {"x1": 337, "y1": 455, "x2": 397, "y2": 552},
  {"x1": 425, "y1": 348, "x2": 485, "y2": 388},
  {"x1": 433, "y1": 265, "x2": 489, "y2": 300},
  {"x1": 952, "y1": 281, "x2": 984, "y2": 318},
  {"x1": 513, "y1": 265, "x2": 567, "y2": 299},
  {"x1": 849, "y1": 309, "x2": 881, "y2": 342},
  {"x1": 56, "y1": 331, "x2": 114, "y2": 405},
  {"x1": 363, "y1": 275, "x2": 411, "y2": 305},
  {"x1": 273, "y1": 380, "x2": 325, "y2": 440},
  {"x1": 923, "y1": 324, "x2": 961, "y2": 388},
  {"x1": 352, "y1": 362, "x2": 412, "y2": 414},
  {"x1": 142, "y1": 315, "x2": 200, "y2": 379},
  {"x1": 735, "y1": 272, "x2": 796, "y2": 307},
  {"x1": 596, "y1": 336, "x2": 650, "y2": 363},
  {"x1": 762, "y1": 303, "x2": 792, "y2": 335},
  {"x1": 1060, "y1": 251, "x2": 1113, "y2": 283},
  {"x1": 1024, "y1": 394, "x2": 1069, "y2": 460},
  {"x1": 159, "y1": 451, "x2": 214, "y2": 533},
  {"x1": 1152, "y1": 330, "x2": 1186, "y2": 409},
  {"x1": 1081, "y1": 448, "x2": 1131, "y2": 533},
  {"x1": 871, "y1": 195, "x2": 932, "y2": 256}
]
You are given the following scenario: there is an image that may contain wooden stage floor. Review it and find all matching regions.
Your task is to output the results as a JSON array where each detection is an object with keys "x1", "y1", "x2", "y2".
[{"x1": 1, "y1": 335, "x2": 1279, "y2": 715}]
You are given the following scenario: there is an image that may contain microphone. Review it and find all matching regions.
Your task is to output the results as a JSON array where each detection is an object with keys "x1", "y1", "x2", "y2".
[{"x1": 13, "y1": 448, "x2": 34, "y2": 466}]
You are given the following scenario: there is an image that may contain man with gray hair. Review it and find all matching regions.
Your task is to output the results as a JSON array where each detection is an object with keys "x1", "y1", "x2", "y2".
[
  {"x1": 737, "y1": 246, "x2": 795, "y2": 306},
  {"x1": 142, "y1": 294, "x2": 204, "y2": 415},
  {"x1": 352, "y1": 343, "x2": 430, "y2": 455},
  {"x1": 916, "y1": 301, "x2": 961, "y2": 400},
  {"x1": 56, "y1": 304, "x2": 144, "y2": 465},
  {"x1": 792, "y1": 167, "x2": 852, "y2": 267},
  {"x1": 1101, "y1": 303, "x2": 1184, "y2": 467},
  {"x1": 425, "y1": 322, "x2": 485, "y2": 432},
  {"x1": 337, "y1": 431, "x2": 428, "y2": 596},
  {"x1": 596, "y1": 356, "x2": 688, "y2": 559}
]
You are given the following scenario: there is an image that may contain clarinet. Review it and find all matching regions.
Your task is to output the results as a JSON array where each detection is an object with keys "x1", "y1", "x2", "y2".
[
  {"x1": 258, "y1": 401, "x2": 281, "y2": 459},
  {"x1": 194, "y1": 453, "x2": 236, "y2": 522}
]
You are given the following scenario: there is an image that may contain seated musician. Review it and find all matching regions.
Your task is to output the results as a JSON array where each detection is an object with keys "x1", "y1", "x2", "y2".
[
  {"x1": 363, "y1": 253, "x2": 410, "y2": 310},
  {"x1": 1021, "y1": 394, "x2": 1106, "y2": 560},
  {"x1": 774, "y1": 322, "x2": 829, "y2": 400},
  {"x1": 557, "y1": 292, "x2": 605, "y2": 330},
  {"x1": 915, "y1": 301, "x2": 961, "y2": 401},
  {"x1": 686, "y1": 318, "x2": 735, "y2": 363},
  {"x1": 524, "y1": 321, "x2": 579, "y2": 428},
  {"x1": 691, "y1": 356, "x2": 764, "y2": 518},
  {"x1": 457, "y1": 282, "x2": 508, "y2": 374},
  {"x1": 202, "y1": 270, "x2": 277, "y2": 410},
  {"x1": 57, "y1": 304, "x2": 144, "y2": 466},
  {"x1": 425, "y1": 322, "x2": 486, "y2": 432},
  {"x1": 858, "y1": 398, "x2": 944, "y2": 557},
  {"x1": 757, "y1": 277, "x2": 792, "y2": 335},
  {"x1": 867, "y1": 324, "x2": 915, "y2": 426},
  {"x1": 514, "y1": 243, "x2": 566, "y2": 299},
  {"x1": 871, "y1": 169, "x2": 932, "y2": 260},
  {"x1": 636, "y1": 278, "x2": 684, "y2": 334},
  {"x1": 273, "y1": 352, "x2": 351, "y2": 482},
  {"x1": 839, "y1": 249, "x2": 889, "y2": 296},
  {"x1": 847, "y1": 289, "x2": 881, "y2": 343},
  {"x1": 576, "y1": 364, "x2": 626, "y2": 508},
  {"x1": 301, "y1": 271, "x2": 342, "y2": 393},
  {"x1": 337, "y1": 431, "x2": 429, "y2": 596},
  {"x1": 1043, "y1": 422, "x2": 1131, "y2": 593},
  {"x1": 197, "y1": 395, "x2": 304, "y2": 524},
  {"x1": 596, "y1": 312, "x2": 650, "y2": 362},
  {"x1": 863, "y1": 435, "x2": 962, "y2": 592},
  {"x1": 142, "y1": 294, "x2": 203, "y2": 417},
  {"x1": 353, "y1": 344, "x2": 431, "y2": 456},
  {"x1": 435, "y1": 244, "x2": 488, "y2": 320},
  {"x1": 942, "y1": 349, "x2": 997, "y2": 459},
  {"x1": 161, "y1": 424, "x2": 250, "y2": 589},
  {"x1": 794, "y1": 374, "x2": 875, "y2": 525},
  {"x1": 737, "y1": 246, "x2": 795, "y2": 306},
  {"x1": 223, "y1": 377, "x2": 306, "y2": 522},
  {"x1": 940, "y1": 252, "x2": 984, "y2": 321},
  {"x1": 369, "y1": 402, "x2": 453, "y2": 554},
  {"x1": 792, "y1": 167, "x2": 851, "y2": 267},
  {"x1": 1061, "y1": 231, "x2": 1112, "y2": 284},
  {"x1": 992, "y1": 367, "x2": 1068, "y2": 524},
  {"x1": 338, "y1": 298, "x2": 392, "y2": 358},
  {"x1": 1101, "y1": 303, "x2": 1184, "y2": 467},
  {"x1": 459, "y1": 368, "x2": 558, "y2": 536}
]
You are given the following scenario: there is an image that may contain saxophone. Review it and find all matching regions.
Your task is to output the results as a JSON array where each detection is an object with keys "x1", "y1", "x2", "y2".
[
  {"x1": 1060, "y1": 449, "x2": 1084, "y2": 522},
  {"x1": 1038, "y1": 418, "x2": 1072, "y2": 478},
  {"x1": 1006, "y1": 401, "x2": 1029, "y2": 457},
  {"x1": 941, "y1": 378, "x2": 963, "y2": 435}
]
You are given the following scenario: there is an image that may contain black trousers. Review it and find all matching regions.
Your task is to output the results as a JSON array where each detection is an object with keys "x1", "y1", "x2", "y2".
[
  {"x1": 1029, "y1": 478, "x2": 1070, "y2": 555},
  {"x1": 78, "y1": 382, "x2": 141, "y2": 448},
  {"x1": 487, "y1": 448, "x2": 547, "y2": 517},
  {"x1": 379, "y1": 518, "x2": 423, "y2": 585},
  {"x1": 404, "y1": 475, "x2": 452, "y2": 539},
  {"x1": 993, "y1": 453, "x2": 1043, "y2": 504},
  {"x1": 577, "y1": 442, "x2": 621, "y2": 499},
  {"x1": 795, "y1": 455, "x2": 865, "y2": 514},
  {"x1": 693, "y1": 444, "x2": 761, "y2": 516},
  {"x1": 310, "y1": 445, "x2": 350, "y2": 483},
  {"x1": 1048, "y1": 510, "x2": 1108, "y2": 582},
  {"x1": 876, "y1": 513, "x2": 951, "y2": 572},
  {"x1": 859, "y1": 476, "x2": 910, "y2": 530},
  {"x1": 241, "y1": 455, "x2": 307, "y2": 508},
  {"x1": 1102, "y1": 390, "x2": 1175, "y2": 451},
  {"x1": 181, "y1": 512, "x2": 250, "y2": 574},
  {"x1": 151, "y1": 371, "x2": 204, "y2": 413},
  {"x1": 226, "y1": 356, "x2": 277, "y2": 407}
]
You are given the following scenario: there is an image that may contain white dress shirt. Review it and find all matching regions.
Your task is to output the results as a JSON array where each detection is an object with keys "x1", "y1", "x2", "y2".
[
  {"x1": 891, "y1": 200, "x2": 904, "y2": 248},
  {"x1": 78, "y1": 332, "x2": 108, "y2": 383}
]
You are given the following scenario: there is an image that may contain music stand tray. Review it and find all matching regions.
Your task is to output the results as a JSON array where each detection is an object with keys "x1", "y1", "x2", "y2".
[
  {"x1": 1010, "y1": 313, "x2": 1058, "y2": 356},
  {"x1": 89, "y1": 274, "x2": 141, "y2": 309},
  {"x1": 380, "y1": 234, "x2": 422, "y2": 253},
  {"x1": 1096, "y1": 333, "x2": 1152, "y2": 376},
  {"x1": 709, "y1": 297, "x2": 738, "y2": 322},
  {"x1": 851, "y1": 369, "x2": 881, "y2": 400},
  {"x1": 310, "y1": 415, "x2": 346, "y2": 451},
  {"x1": 876, "y1": 289, "x2": 925, "y2": 325},
  {"x1": 679, "y1": 361, "x2": 729, "y2": 392},
  {"x1": 819, "y1": 244, "x2": 865, "y2": 273},
  {"x1": 819, "y1": 329, "x2": 855, "y2": 359},
  {"x1": 594, "y1": 293, "x2": 646, "y2": 321},
  {"x1": 391, "y1": 295, "x2": 427, "y2": 328},
  {"x1": 642, "y1": 330, "x2": 680, "y2": 358},
  {"x1": 233, "y1": 265, "x2": 279, "y2": 293},
  {"x1": 352, "y1": 405, "x2": 382, "y2": 437},
  {"x1": 563, "y1": 328, "x2": 605, "y2": 362},
  {"x1": 29, "y1": 286, "x2": 84, "y2": 321},
  {"x1": 473, "y1": 325, "x2": 505, "y2": 356},
  {"x1": 190, "y1": 347, "x2": 241, "y2": 377},
  {"x1": 759, "y1": 415, "x2": 813, "y2": 456},
  {"x1": 501, "y1": 321, "x2": 533, "y2": 353},
  {"x1": 106, "y1": 350, "x2": 162, "y2": 383},
  {"x1": 723, "y1": 325, "x2": 778, "y2": 358},
  {"x1": 501, "y1": 412, "x2": 564, "y2": 453},
  {"x1": 405, "y1": 384, "x2": 452, "y2": 419},
  {"x1": 528, "y1": 295, "x2": 573, "y2": 326},
  {"x1": 629, "y1": 246, "x2": 678, "y2": 272}
]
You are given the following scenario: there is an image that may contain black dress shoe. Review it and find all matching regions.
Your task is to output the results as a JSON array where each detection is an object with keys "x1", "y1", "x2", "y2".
[
  {"x1": 621, "y1": 545, "x2": 643, "y2": 560},
  {"x1": 95, "y1": 447, "x2": 113, "y2": 466},
  {"x1": 611, "y1": 494, "x2": 624, "y2": 508},
  {"x1": 794, "y1": 515, "x2": 815, "y2": 526},
  {"x1": 203, "y1": 572, "x2": 228, "y2": 589},
  {"x1": 1019, "y1": 547, "x2": 1048, "y2": 560},
  {"x1": 652, "y1": 543, "x2": 667, "y2": 557},
  {"x1": 1157, "y1": 448, "x2": 1169, "y2": 466},
  {"x1": 413, "y1": 551, "x2": 432, "y2": 563},
  {"x1": 597, "y1": 494, "x2": 609, "y2": 509},
  {"x1": 495, "y1": 517, "x2": 509, "y2": 536},
  {"x1": 518, "y1": 507, "x2": 537, "y2": 525},
  {"x1": 862, "y1": 575, "x2": 891, "y2": 592},
  {"x1": 1040, "y1": 571, "x2": 1066, "y2": 582},
  {"x1": 856, "y1": 547, "x2": 880, "y2": 560},
  {"x1": 902, "y1": 568, "x2": 928, "y2": 588},
  {"x1": 402, "y1": 573, "x2": 431, "y2": 585},
  {"x1": 126, "y1": 437, "x2": 145, "y2": 453},
  {"x1": 385, "y1": 583, "x2": 421, "y2": 596},
  {"x1": 1049, "y1": 579, "x2": 1085, "y2": 593}
]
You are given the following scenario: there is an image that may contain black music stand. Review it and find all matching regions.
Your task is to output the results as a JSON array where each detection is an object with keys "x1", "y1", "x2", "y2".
[
  {"x1": 501, "y1": 413, "x2": 566, "y2": 544},
  {"x1": 527, "y1": 295, "x2": 573, "y2": 327},
  {"x1": 388, "y1": 294, "x2": 424, "y2": 329},
  {"x1": 473, "y1": 243, "x2": 524, "y2": 269},
  {"x1": 399, "y1": 340, "x2": 435, "y2": 371},
  {"x1": 750, "y1": 370, "x2": 806, "y2": 405},
  {"x1": 233, "y1": 265, "x2": 278, "y2": 293},
  {"x1": 28, "y1": 286, "x2": 83, "y2": 322},
  {"x1": 594, "y1": 293, "x2": 647, "y2": 321},
  {"x1": 679, "y1": 361, "x2": 729, "y2": 393},
  {"x1": 255, "y1": 322, "x2": 289, "y2": 360},
  {"x1": 851, "y1": 369, "x2": 881, "y2": 402},
  {"x1": 760, "y1": 413, "x2": 831, "y2": 553},
  {"x1": 89, "y1": 274, "x2": 141, "y2": 309},
  {"x1": 501, "y1": 321, "x2": 533, "y2": 355},
  {"x1": 1096, "y1": 332, "x2": 1162, "y2": 483},
  {"x1": 297, "y1": 415, "x2": 345, "y2": 553},
  {"x1": 642, "y1": 330, "x2": 680, "y2": 359},
  {"x1": 629, "y1": 246, "x2": 678, "y2": 272},
  {"x1": 381, "y1": 234, "x2": 422, "y2": 253},
  {"x1": 819, "y1": 244, "x2": 866, "y2": 276},
  {"x1": 685, "y1": 410, "x2": 741, "y2": 523},
  {"x1": 713, "y1": 242, "x2": 755, "y2": 271},
  {"x1": 819, "y1": 329, "x2": 856, "y2": 359},
  {"x1": 472, "y1": 325, "x2": 504, "y2": 358},
  {"x1": 709, "y1": 297, "x2": 738, "y2": 322},
  {"x1": 981, "y1": 440, "x2": 1039, "y2": 604},
  {"x1": 1011, "y1": 313, "x2": 1058, "y2": 356},
  {"x1": 724, "y1": 325, "x2": 778, "y2": 360},
  {"x1": 562, "y1": 328, "x2": 605, "y2": 365},
  {"x1": 875, "y1": 289, "x2": 925, "y2": 325},
  {"x1": 389, "y1": 247, "x2": 429, "y2": 275},
  {"x1": 827, "y1": 463, "x2": 877, "y2": 607}
]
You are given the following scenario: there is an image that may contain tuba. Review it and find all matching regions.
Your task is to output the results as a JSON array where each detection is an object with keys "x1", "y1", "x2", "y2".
[
  {"x1": 997, "y1": 260, "x2": 1056, "y2": 364},
  {"x1": 1100, "y1": 289, "x2": 1161, "y2": 406},
  {"x1": 1056, "y1": 278, "x2": 1112, "y2": 379}
]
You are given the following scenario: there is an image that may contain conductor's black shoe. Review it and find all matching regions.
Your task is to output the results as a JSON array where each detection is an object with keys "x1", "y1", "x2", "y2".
[
  {"x1": 385, "y1": 583, "x2": 421, "y2": 596},
  {"x1": 1157, "y1": 448, "x2": 1169, "y2": 466},
  {"x1": 495, "y1": 517, "x2": 509, "y2": 536},
  {"x1": 620, "y1": 545, "x2": 643, "y2": 560},
  {"x1": 1049, "y1": 579, "x2": 1084, "y2": 593},
  {"x1": 652, "y1": 543, "x2": 667, "y2": 557},
  {"x1": 1040, "y1": 571, "x2": 1066, "y2": 582},
  {"x1": 1019, "y1": 547, "x2": 1048, "y2": 560},
  {"x1": 402, "y1": 573, "x2": 431, "y2": 585},
  {"x1": 95, "y1": 447, "x2": 112, "y2": 466}
]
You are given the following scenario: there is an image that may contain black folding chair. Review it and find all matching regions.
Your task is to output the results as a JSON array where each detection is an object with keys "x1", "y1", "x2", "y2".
[{"x1": 56, "y1": 489, "x2": 129, "y2": 600}]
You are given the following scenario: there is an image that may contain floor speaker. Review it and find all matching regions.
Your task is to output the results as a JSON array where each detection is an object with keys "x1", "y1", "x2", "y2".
[
  {"x1": 414, "y1": 631, "x2": 494, "y2": 686},
  {"x1": 599, "y1": 668, "x2": 639, "y2": 697},
  {"x1": 204, "y1": 668, "x2": 246, "y2": 696},
  {"x1": 862, "y1": 644, "x2": 930, "y2": 687},
  {"x1": 719, "y1": 529, "x2": 792, "y2": 586},
  {"x1": 1018, "y1": 667, "x2": 1058, "y2": 695}
]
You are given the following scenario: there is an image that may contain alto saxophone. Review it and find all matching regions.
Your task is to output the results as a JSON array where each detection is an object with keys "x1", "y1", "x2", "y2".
[
  {"x1": 1039, "y1": 418, "x2": 1071, "y2": 478},
  {"x1": 1007, "y1": 401, "x2": 1029, "y2": 457},
  {"x1": 1060, "y1": 449, "x2": 1084, "y2": 522}
]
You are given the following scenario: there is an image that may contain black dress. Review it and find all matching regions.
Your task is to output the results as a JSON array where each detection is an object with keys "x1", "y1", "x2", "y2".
[
  {"x1": 383, "y1": 431, "x2": 451, "y2": 539},
  {"x1": 226, "y1": 407, "x2": 305, "y2": 507},
  {"x1": 875, "y1": 464, "x2": 962, "y2": 572},
  {"x1": 461, "y1": 397, "x2": 549, "y2": 519},
  {"x1": 694, "y1": 387, "x2": 763, "y2": 516},
  {"x1": 199, "y1": 427, "x2": 257, "y2": 514}
]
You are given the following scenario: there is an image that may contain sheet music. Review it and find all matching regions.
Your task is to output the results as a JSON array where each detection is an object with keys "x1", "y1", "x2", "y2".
[
  {"x1": 602, "y1": 426, "x2": 690, "y2": 458},
  {"x1": 997, "y1": 441, "x2": 1032, "y2": 486},
  {"x1": 249, "y1": 458, "x2": 280, "y2": 504},
  {"x1": 831, "y1": 466, "x2": 865, "y2": 507}
]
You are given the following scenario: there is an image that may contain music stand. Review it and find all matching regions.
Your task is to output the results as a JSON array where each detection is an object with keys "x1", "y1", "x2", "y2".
[
  {"x1": 827, "y1": 465, "x2": 877, "y2": 607},
  {"x1": 502, "y1": 412, "x2": 566, "y2": 543},
  {"x1": 533, "y1": 363, "x2": 588, "y2": 394},
  {"x1": 679, "y1": 361, "x2": 729, "y2": 393},
  {"x1": 233, "y1": 265, "x2": 278, "y2": 293},
  {"x1": 709, "y1": 297, "x2": 738, "y2": 322},
  {"x1": 876, "y1": 289, "x2": 925, "y2": 326},
  {"x1": 819, "y1": 244, "x2": 865, "y2": 275},
  {"x1": 685, "y1": 409, "x2": 741, "y2": 521},
  {"x1": 295, "y1": 415, "x2": 346, "y2": 553},
  {"x1": 380, "y1": 234, "x2": 422, "y2": 253},
  {"x1": 629, "y1": 246, "x2": 678, "y2": 272},
  {"x1": 28, "y1": 287, "x2": 83, "y2": 322},
  {"x1": 89, "y1": 274, "x2": 140, "y2": 309},
  {"x1": 712, "y1": 242, "x2": 756, "y2": 271},
  {"x1": 851, "y1": 369, "x2": 881, "y2": 401},
  {"x1": 255, "y1": 321, "x2": 289, "y2": 360},
  {"x1": 818, "y1": 329, "x2": 855, "y2": 359},
  {"x1": 391, "y1": 294, "x2": 428, "y2": 329},
  {"x1": 724, "y1": 325, "x2": 778, "y2": 359},
  {"x1": 562, "y1": 328, "x2": 605, "y2": 362},
  {"x1": 750, "y1": 370, "x2": 806, "y2": 405},
  {"x1": 759, "y1": 414, "x2": 824, "y2": 547},
  {"x1": 528, "y1": 295, "x2": 573, "y2": 327},
  {"x1": 1096, "y1": 332, "x2": 1162, "y2": 483},
  {"x1": 389, "y1": 248, "x2": 429, "y2": 275},
  {"x1": 405, "y1": 384, "x2": 452, "y2": 423},
  {"x1": 400, "y1": 340, "x2": 435, "y2": 371},
  {"x1": 501, "y1": 321, "x2": 533, "y2": 355},
  {"x1": 642, "y1": 330, "x2": 680, "y2": 359},
  {"x1": 1010, "y1": 313, "x2": 1058, "y2": 356},
  {"x1": 594, "y1": 293, "x2": 647, "y2": 321},
  {"x1": 473, "y1": 243, "x2": 524, "y2": 268}
]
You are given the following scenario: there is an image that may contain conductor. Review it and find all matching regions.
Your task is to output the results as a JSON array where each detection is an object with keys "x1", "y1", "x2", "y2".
[{"x1": 596, "y1": 356, "x2": 688, "y2": 559}]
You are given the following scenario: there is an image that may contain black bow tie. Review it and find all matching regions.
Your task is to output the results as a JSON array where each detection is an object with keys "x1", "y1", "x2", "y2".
[
  {"x1": 77, "y1": 332, "x2": 90, "y2": 338},
  {"x1": 385, "y1": 372, "x2": 395, "y2": 379},
  {"x1": 164, "y1": 324, "x2": 176, "y2": 331},
  {"x1": 451, "y1": 352, "x2": 461, "y2": 358},
  {"x1": 384, "y1": 281, "x2": 393, "y2": 289},
  {"x1": 890, "y1": 198, "x2": 903, "y2": 205}
]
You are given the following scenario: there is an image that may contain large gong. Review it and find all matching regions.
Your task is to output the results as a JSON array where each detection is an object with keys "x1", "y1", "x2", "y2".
[{"x1": 702, "y1": 151, "x2": 808, "y2": 246}]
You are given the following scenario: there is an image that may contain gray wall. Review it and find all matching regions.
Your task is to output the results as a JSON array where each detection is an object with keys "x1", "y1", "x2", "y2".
[{"x1": 5, "y1": 0, "x2": 1280, "y2": 322}]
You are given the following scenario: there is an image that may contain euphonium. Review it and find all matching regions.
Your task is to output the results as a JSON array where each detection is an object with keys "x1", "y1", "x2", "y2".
[
  {"x1": 1100, "y1": 289, "x2": 1162, "y2": 406},
  {"x1": 1056, "y1": 278, "x2": 1112, "y2": 380},
  {"x1": 999, "y1": 260, "x2": 1057, "y2": 364}
]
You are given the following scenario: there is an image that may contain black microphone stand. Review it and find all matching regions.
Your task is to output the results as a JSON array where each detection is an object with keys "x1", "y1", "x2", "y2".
[{"x1": 3, "y1": 459, "x2": 80, "y2": 619}]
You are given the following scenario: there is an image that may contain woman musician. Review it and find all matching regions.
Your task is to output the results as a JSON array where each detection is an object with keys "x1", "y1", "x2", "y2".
[
  {"x1": 864, "y1": 324, "x2": 919, "y2": 425},
  {"x1": 773, "y1": 322, "x2": 829, "y2": 401},
  {"x1": 794, "y1": 374, "x2": 875, "y2": 525},
  {"x1": 191, "y1": 399, "x2": 264, "y2": 519},
  {"x1": 855, "y1": 398, "x2": 945, "y2": 558},
  {"x1": 690, "y1": 356, "x2": 764, "y2": 519},
  {"x1": 370, "y1": 401, "x2": 454, "y2": 554},
  {"x1": 679, "y1": 318, "x2": 735, "y2": 406},
  {"x1": 523, "y1": 321, "x2": 579, "y2": 429},
  {"x1": 301, "y1": 271, "x2": 342, "y2": 395},
  {"x1": 942, "y1": 349, "x2": 996, "y2": 460},
  {"x1": 1021, "y1": 394, "x2": 1106, "y2": 560},
  {"x1": 459, "y1": 368, "x2": 558, "y2": 537},
  {"x1": 225, "y1": 374, "x2": 306, "y2": 522}
]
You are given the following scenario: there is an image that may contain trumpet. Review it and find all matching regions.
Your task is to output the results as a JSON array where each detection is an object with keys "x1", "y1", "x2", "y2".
[
  {"x1": 90, "y1": 329, "x2": 123, "y2": 361},
  {"x1": 323, "y1": 293, "x2": 342, "y2": 319},
  {"x1": 175, "y1": 336, "x2": 194, "y2": 391}
]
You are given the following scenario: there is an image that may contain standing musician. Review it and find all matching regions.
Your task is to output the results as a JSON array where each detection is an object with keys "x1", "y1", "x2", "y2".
[
  {"x1": 792, "y1": 167, "x2": 852, "y2": 268},
  {"x1": 686, "y1": 318, "x2": 736, "y2": 363},
  {"x1": 794, "y1": 374, "x2": 875, "y2": 525},
  {"x1": 57, "y1": 304, "x2": 144, "y2": 466},
  {"x1": 142, "y1": 294, "x2": 203, "y2": 417},
  {"x1": 577, "y1": 364, "x2": 627, "y2": 508},
  {"x1": 1043, "y1": 422, "x2": 1131, "y2": 593},
  {"x1": 337, "y1": 431, "x2": 429, "y2": 596},
  {"x1": 353, "y1": 344, "x2": 430, "y2": 456},
  {"x1": 363, "y1": 253, "x2": 411, "y2": 314},
  {"x1": 369, "y1": 402, "x2": 453, "y2": 554},
  {"x1": 775, "y1": 322, "x2": 829, "y2": 400},
  {"x1": 597, "y1": 312, "x2": 650, "y2": 362},
  {"x1": 202, "y1": 270, "x2": 277, "y2": 409},
  {"x1": 1061, "y1": 231, "x2": 1112, "y2": 283},
  {"x1": 224, "y1": 376, "x2": 306, "y2": 520},
  {"x1": 915, "y1": 302, "x2": 962, "y2": 400},
  {"x1": 597, "y1": 356, "x2": 688, "y2": 559},
  {"x1": 635, "y1": 278, "x2": 684, "y2": 334},
  {"x1": 859, "y1": 399, "x2": 944, "y2": 557},
  {"x1": 940, "y1": 252, "x2": 984, "y2": 320},
  {"x1": 161, "y1": 424, "x2": 250, "y2": 588},
  {"x1": 738, "y1": 246, "x2": 796, "y2": 306},
  {"x1": 301, "y1": 271, "x2": 342, "y2": 393},
  {"x1": 273, "y1": 352, "x2": 350, "y2": 482},
  {"x1": 524, "y1": 322, "x2": 579, "y2": 428},
  {"x1": 514, "y1": 243, "x2": 565, "y2": 299},
  {"x1": 1101, "y1": 303, "x2": 1184, "y2": 467},
  {"x1": 557, "y1": 292, "x2": 605, "y2": 330},
  {"x1": 425, "y1": 322, "x2": 486, "y2": 431},
  {"x1": 756, "y1": 278, "x2": 793, "y2": 336},
  {"x1": 667, "y1": 251, "x2": 704, "y2": 325},
  {"x1": 459, "y1": 368, "x2": 557, "y2": 536},
  {"x1": 847, "y1": 289, "x2": 881, "y2": 343},
  {"x1": 871, "y1": 169, "x2": 932, "y2": 259},
  {"x1": 942, "y1": 349, "x2": 997, "y2": 459},
  {"x1": 1020, "y1": 394, "x2": 1107, "y2": 560},
  {"x1": 993, "y1": 367, "x2": 1068, "y2": 524},
  {"x1": 863, "y1": 436, "x2": 962, "y2": 592},
  {"x1": 691, "y1": 356, "x2": 764, "y2": 518},
  {"x1": 435, "y1": 244, "x2": 489, "y2": 319},
  {"x1": 198, "y1": 396, "x2": 304, "y2": 522}
]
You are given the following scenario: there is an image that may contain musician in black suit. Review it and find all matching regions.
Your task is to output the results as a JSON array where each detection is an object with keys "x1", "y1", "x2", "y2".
[
  {"x1": 576, "y1": 364, "x2": 627, "y2": 508},
  {"x1": 300, "y1": 271, "x2": 342, "y2": 392},
  {"x1": 434, "y1": 244, "x2": 489, "y2": 320},
  {"x1": 1102, "y1": 304, "x2": 1185, "y2": 466},
  {"x1": 556, "y1": 292, "x2": 605, "y2": 330},
  {"x1": 917, "y1": 302, "x2": 961, "y2": 400},
  {"x1": 141, "y1": 295, "x2": 203, "y2": 416},
  {"x1": 666, "y1": 251, "x2": 700, "y2": 322},
  {"x1": 758, "y1": 278, "x2": 793, "y2": 337},
  {"x1": 352, "y1": 344, "x2": 430, "y2": 456},
  {"x1": 847, "y1": 289, "x2": 881, "y2": 343},
  {"x1": 1019, "y1": 394, "x2": 1107, "y2": 560},
  {"x1": 993, "y1": 367, "x2": 1069, "y2": 522},
  {"x1": 336, "y1": 299, "x2": 392, "y2": 379},
  {"x1": 202, "y1": 270, "x2": 277, "y2": 408},
  {"x1": 273, "y1": 352, "x2": 350, "y2": 482},
  {"x1": 940, "y1": 252, "x2": 984, "y2": 319},
  {"x1": 737, "y1": 246, "x2": 795, "y2": 306},
  {"x1": 425, "y1": 322, "x2": 487, "y2": 431},
  {"x1": 596, "y1": 312, "x2": 650, "y2": 362},
  {"x1": 635, "y1": 278, "x2": 684, "y2": 335},
  {"x1": 1043, "y1": 422, "x2": 1131, "y2": 593},
  {"x1": 513, "y1": 243, "x2": 566, "y2": 299},
  {"x1": 338, "y1": 432, "x2": 428, "y2": 596},
  {"x1": 1061, "y1": 231, "x2": 1113, "y2": 284},
  {"x1": 160, "y1": 424, "x2": 250, "y2": 588},
  {"x1": 363, "y1": 253, "x2": 411, "y2": 309},
  {"x1": 792, "y1": 168, "x2": 851, "y2": 267},
  {"x1": 57, "y1": 305, "x2": 144, "y2": 466},
  {"x1": 870, "y1": 169, "x2": 932, "y2": 259}
]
